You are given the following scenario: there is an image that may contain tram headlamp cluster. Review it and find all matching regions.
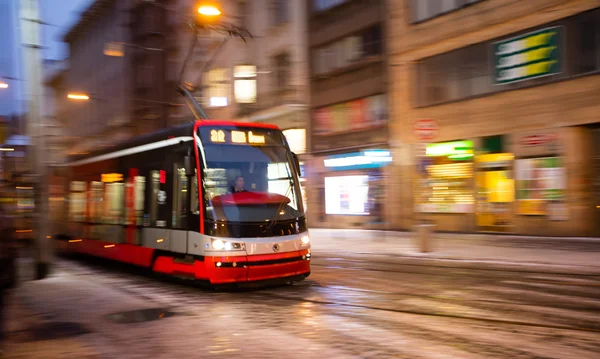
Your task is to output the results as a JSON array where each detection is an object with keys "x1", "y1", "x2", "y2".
[
  {"x1": 211, "y1": 239, "x2": 244, "y2": 251},
  {"x1": 300, "y1": 235, "x2": 310, "y2": 246}
]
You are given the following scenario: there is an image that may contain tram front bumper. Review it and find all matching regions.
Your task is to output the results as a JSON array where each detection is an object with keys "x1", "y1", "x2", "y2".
[{"x1": 206, "y1": 249, "x2": 311, "y2": 284}]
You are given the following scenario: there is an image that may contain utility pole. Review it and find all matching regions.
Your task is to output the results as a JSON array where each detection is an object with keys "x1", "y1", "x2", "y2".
[{"x1": 20, "y1": 0, "x2": 51, "y2": 279}]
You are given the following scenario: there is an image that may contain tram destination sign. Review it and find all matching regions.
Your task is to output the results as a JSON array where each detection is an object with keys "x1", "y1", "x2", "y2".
[
  {"x1": 200, "y1": 127, "x2": 283, "y2": 146},
  {"x1": 493, "y1": 26, "x2": 563, "y2": 85}
]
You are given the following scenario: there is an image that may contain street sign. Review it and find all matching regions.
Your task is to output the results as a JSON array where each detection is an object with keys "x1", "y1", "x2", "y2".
[{"x1": 413, "y1": 119, "x2": 438, "y2": 142}]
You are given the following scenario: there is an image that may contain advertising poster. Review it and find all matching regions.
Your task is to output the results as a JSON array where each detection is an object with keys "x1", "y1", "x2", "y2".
[
  {"x1": 314, "y1": 95, "x2": 388, "y2": 135},
  {"x1": 313, "y1": 107, "x2": 331, "y2": 134},
  {"x1": 349, "y1": 98, "x2": 366, "y2": 130},
  {"x1": 325, "y1": 176, "x2": 370, "y2": 215},
  {"x1": 515, "y1": 157, "x2": 565, "y2": 215}
]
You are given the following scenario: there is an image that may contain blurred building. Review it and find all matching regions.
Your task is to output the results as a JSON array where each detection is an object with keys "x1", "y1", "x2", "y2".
[
  {"x1": 388, "y1": 0, "x2": 600, "y2": 236},
  {"x1": 306, "y1": 0, "x2": 389, "y2": 229},
  {"x1": 176, "y1": 0, "x2": 311, "y2": 210},
  {"x1": 63, "y1": 0, "x2": 135, "y2": 155}
]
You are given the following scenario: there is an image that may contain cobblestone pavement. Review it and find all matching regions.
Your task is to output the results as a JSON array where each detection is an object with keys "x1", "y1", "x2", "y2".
[{"x1": 4, "y1": 253, "x2": 600, "y2": 358}]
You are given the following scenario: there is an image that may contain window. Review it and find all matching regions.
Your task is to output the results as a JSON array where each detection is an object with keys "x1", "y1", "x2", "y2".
[
  {"x1": 69, "y1": 181, "x2": 87, "y2": 222},
  {"x1": 313, "y1": 25, "x2": 382, "y2": 75},
  {"x1": 573, "y1": 11, "x2": 600, "y2": 75},
  {"x1": 415, "y1": 8, "x2": 599, "y2": 107},
  {"x1": 273, "y1": 53, "x2": 291, "y2": 90},
  {"x1": 172, "y1": 165, "x2": 188, "y2": 229},
  {"x1": 272, "y1": 0, "x2": 288, "y2": 26},
  {"x1": 283, "y1": 128, "x2": 307, "y2": 154},
  {"x1": 234, "y1": 65, "x2": 257, "y2": 103},
  {"x1": 411, "y1": 0, "x2": 484, "y2": 23},
  {"x1": 313, "y1": 0, "x2": 347, "y2": 12},
  {"x1": 204, "y1": 68, "x2": 230, "y2": 107}
]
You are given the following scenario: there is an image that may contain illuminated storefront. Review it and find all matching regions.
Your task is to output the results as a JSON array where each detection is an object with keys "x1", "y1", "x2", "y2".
[
  {"x1": 416, "y1": 140, "x2": 475, "y2": 214},
  {"x1": 475, "y1": 153, "x2": 515, "y2": 230},
  {"x1": 321, "y1": 149, "x2": 391, "y2": 225}
]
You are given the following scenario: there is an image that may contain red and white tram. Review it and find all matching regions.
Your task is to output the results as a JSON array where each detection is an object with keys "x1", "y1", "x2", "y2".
[{"x1": 53, "y1": 120, "x2": 310, "y2": 285}]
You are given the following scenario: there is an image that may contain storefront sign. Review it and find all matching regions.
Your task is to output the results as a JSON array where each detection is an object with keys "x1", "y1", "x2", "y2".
[
  {"x1": 324, "y1": 149, "x2": 392, "y2": 171},
  {"x1": 414, "y1": 119, "x2": 438, "y2": 142},
  {"x1": 493, "y1": 26, "x2": 563, "y2": 85},
  {"x1": 426, "y1": 140, "x2": 474, "y2": 159},
  {"x1": 313, "y1": 94, "x2": 388, "y2": 135},
  {"x1": 513, "y1": 129, "x2": 562, "y2": 157}
]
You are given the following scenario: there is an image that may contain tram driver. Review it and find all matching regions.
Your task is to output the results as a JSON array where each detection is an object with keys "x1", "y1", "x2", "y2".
[{"x1": 231, "y1": 175, "x2": 248, "y2": 193}]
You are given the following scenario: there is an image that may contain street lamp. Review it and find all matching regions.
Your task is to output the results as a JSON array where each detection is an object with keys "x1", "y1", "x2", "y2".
[
  {"x1": 198, "y1": 4, "x2": 221, "y2": 17},
  {"x1": 67, "y1": 93, "x2": 90, "y2": 100},
  {"x1": 196, "y1": 2, "x2": 222, "y2": 26},
  {"x1": 0, "y1": 83, "x2": 8, "y2": 89}
]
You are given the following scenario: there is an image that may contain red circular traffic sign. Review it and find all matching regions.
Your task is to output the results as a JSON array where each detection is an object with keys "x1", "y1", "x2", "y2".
[{"x1": 413, "y1": 119, "x2": 438, "y2": 142}]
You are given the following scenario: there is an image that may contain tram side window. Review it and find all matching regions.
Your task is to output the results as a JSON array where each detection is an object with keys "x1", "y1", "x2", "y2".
[
  {"x1": 134, "y1": 176, "x2": 145, "y2": 226},
  {"x1": 149, "y1": 170, "x2": 160, "y2": 225},
  {"x1": 89, "y1": 181, "x2": 104, "y2": 223},
  {"x1": 104, "y1": 182, "x2": 125, "y2": 225},
  {"x1": 191, "y1": 170, "x2": 199, "y2": 215},
  {"x1": 172, "y1": 165, "x2": 188, "y2": 229},
  {"x1": 69, "y1": 181, "x2": 87, "y2": 222}
]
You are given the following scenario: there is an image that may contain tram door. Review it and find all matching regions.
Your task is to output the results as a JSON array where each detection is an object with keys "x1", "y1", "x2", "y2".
[{"x1": 168, "y1": 146, "x2": 197, "y2": 254}]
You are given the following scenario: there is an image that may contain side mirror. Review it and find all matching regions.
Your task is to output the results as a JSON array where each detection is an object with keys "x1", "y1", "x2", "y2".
[
  {"x1": 291, "y1": 153, "x2": 301, "y2": 175},
  {"x1": 184, "y1": 155, "x2": 194, "y2": 177}
]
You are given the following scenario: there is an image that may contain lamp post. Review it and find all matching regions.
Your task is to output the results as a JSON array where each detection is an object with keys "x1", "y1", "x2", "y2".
[{"x1": 20, "y1": 0, "x2": 51, "y2": 279}]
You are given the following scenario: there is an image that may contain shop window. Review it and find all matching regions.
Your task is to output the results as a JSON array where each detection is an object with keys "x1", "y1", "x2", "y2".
[
  {"x1": 515, "y1": 157, "x2": 566, "y2": 215},
  {"x1": 416, "y1": 141, "x2": 475, "y2": 213},
  {"x1": 324, "y1": 175, "x2": 370, "y2": 215}
]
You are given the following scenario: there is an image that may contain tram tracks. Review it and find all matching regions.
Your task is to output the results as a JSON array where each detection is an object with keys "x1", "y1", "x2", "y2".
[{"x1": 56, "y1": 258, "x2": 600, "y2": 335}]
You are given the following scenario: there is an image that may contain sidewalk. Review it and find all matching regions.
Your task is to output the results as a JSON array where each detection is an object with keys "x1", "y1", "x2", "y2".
[
  {"x1": 2, "y1": 258, "x2": 99, "y2": 359},
  {"x1": 309, "y1": 228, "x2": 600, "y2": 274}
]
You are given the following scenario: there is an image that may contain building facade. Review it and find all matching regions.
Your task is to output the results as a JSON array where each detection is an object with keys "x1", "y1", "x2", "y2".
[
  {"x1": 64, "y1": 0, "x2": 135, "y2": 155},
  {"x1": 307, "y1": 0, "x2": 389, "y2": 229},
  {"x1": 177, "y1": 0, "x2": 311, "y2": 211},
  {"x1": 388, "y1": 0, "x2": 600, "y2": 236}
]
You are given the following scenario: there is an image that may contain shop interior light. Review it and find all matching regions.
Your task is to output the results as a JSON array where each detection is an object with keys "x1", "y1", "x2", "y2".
[
  {"x1": 426, "y1": 140, "x2": 473, "y2": 157},
  {"x1": 448, "y1": 154, "x2": 474, "y2": 160},
  {"x1": 324, "y1": 150, "x2": 392, "y2": 169}
]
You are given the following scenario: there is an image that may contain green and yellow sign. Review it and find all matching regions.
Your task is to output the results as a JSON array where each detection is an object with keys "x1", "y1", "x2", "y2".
[{"x1": 493, "y1": 26, "x2": 562, "y2": 85}]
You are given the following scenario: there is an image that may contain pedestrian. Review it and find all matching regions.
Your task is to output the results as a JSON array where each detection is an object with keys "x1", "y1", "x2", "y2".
[{"x1": 0, "y1": 201, "x2": 18, "y2": 355}]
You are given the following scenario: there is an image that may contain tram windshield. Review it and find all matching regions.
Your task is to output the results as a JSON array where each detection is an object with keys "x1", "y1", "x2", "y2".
[{"x1": 198, "y1": 126, "x2": 305, "y2": 223}]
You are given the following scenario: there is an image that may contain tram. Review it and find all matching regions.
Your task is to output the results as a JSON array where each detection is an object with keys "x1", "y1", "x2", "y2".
[{"x1": 53, "y1": 120, "x2": 311, "y2": 285}]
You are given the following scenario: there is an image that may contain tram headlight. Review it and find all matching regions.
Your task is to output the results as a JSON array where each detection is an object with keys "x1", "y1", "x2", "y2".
[
  {"x1": 212, "y1": 239, "x2": 225, "y2": 250},
  {"x1": 300, "y1": 235, "x2": 310, "y2": 246},
  {"x1": 211, "y1": 239, "x2": 244, "y2": 251}
]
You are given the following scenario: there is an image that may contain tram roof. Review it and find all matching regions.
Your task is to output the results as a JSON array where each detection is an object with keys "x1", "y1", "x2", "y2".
[{"x1": 66, "y1": 120, "x2": 281, "y2": 165}]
